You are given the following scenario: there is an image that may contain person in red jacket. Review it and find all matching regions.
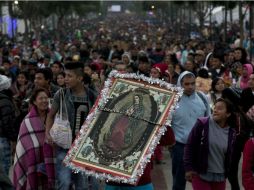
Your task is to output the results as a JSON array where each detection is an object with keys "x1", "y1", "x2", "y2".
[
  {"x1": 150, "y1": 63, "x2": 169, "y2": 164},
  {"x1": 242, "y1": 138, "x2": 254, "y2": 190}
]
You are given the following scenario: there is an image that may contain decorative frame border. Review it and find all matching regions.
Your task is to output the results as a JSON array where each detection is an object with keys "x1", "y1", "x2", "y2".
[{"x1": 63, "y1": 70, "x2": 183, "y2": 184}]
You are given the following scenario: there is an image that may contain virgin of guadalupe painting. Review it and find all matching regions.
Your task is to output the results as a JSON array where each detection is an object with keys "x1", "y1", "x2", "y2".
[
  {"x1": 92, "y1": 87, "x2": 160, "y2": 163},
  {"x1": 64, "y1": 71, "x2": 181, "y2": 184}
]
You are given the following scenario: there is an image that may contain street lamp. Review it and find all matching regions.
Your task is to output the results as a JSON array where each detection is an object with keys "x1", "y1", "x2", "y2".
[
  {"x1": 151, "y1": 5, "x2": 155, "y2": 10},
  {"x1": 11, "y1": 0, "x2": 19, "y2": 42}
]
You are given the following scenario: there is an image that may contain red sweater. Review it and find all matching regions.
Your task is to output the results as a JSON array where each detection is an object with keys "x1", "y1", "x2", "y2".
[{"x1": 242, "y1": 138, "x2": 254, "y2": 190}]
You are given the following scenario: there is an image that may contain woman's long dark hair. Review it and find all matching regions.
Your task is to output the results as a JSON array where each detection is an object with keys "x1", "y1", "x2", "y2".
[
  {"x1": 215, "y1": 98, "x2": 237, "y2": 128},
  {"x1": 234, "y1": 47, "x2": 248, "y2": 64},
  {"x1": 16, "y1": 71, "x2": 30, "y2": 89}
]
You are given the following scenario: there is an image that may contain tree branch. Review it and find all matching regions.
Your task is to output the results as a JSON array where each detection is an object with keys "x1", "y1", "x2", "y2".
[{"x1": 243, "y1": 4, "x2": 249, "y2": 18}]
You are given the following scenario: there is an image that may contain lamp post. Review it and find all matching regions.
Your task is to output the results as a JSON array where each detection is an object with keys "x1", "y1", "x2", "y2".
[
  {"x1": 151, "y1": 5, "x2": 155, "y2": 19},
  {"x1": 11, "y1": 0, "x2": 18, "y2": 42},
  {"x1": 249, "y1": 4, "x2": 253, "y2": 62}
]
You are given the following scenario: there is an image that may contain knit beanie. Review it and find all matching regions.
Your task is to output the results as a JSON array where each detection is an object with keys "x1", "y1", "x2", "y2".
[{"x1": 0, "y1": 75, "x2": 11, "y2": 91}]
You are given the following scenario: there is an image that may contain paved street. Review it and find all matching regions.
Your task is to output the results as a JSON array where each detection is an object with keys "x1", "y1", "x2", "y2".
[
  {"x1": 9, "y1": 147, "x2": 243, "y2": 190},
  {"x1": 151, "y1": 148, "x2": 244, "y2": 190}
]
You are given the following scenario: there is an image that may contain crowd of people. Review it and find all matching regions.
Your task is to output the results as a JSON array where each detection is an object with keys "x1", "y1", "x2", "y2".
[{"x1": 0, "y1": 13, "x2": 254, "y2": 190}]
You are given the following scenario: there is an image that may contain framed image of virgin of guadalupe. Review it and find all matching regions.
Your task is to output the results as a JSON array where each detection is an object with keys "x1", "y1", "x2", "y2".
[{"x1": 64, "y1": 71, "x2": 182, "y2": 184}]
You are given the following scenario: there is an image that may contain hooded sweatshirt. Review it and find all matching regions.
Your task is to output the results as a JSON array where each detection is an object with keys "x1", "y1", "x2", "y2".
[{"x1": 172, "y1": 71, "x2": 210, "y2": 144}]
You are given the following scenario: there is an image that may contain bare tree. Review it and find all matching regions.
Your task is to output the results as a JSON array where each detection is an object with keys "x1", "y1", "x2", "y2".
[
  {"x1": 239, "y1": 2, "x2": 249, "y2": 47},
  {"x1": 193, "y1": 1, "x2": 213, "y2": 36}
]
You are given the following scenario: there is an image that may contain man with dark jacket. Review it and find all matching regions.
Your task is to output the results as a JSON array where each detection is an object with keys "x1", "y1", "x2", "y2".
[
  {"x1": 21, "y1": 68, "x2": 59, "y2": 114},
  {"x1": 0, "y1": 74, "x2": 17, "y2": 176}
]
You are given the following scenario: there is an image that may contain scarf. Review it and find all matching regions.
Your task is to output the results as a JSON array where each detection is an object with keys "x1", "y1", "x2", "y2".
[{"x1": 240, "y1": 64, "x2": 253, "y2": 90}]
